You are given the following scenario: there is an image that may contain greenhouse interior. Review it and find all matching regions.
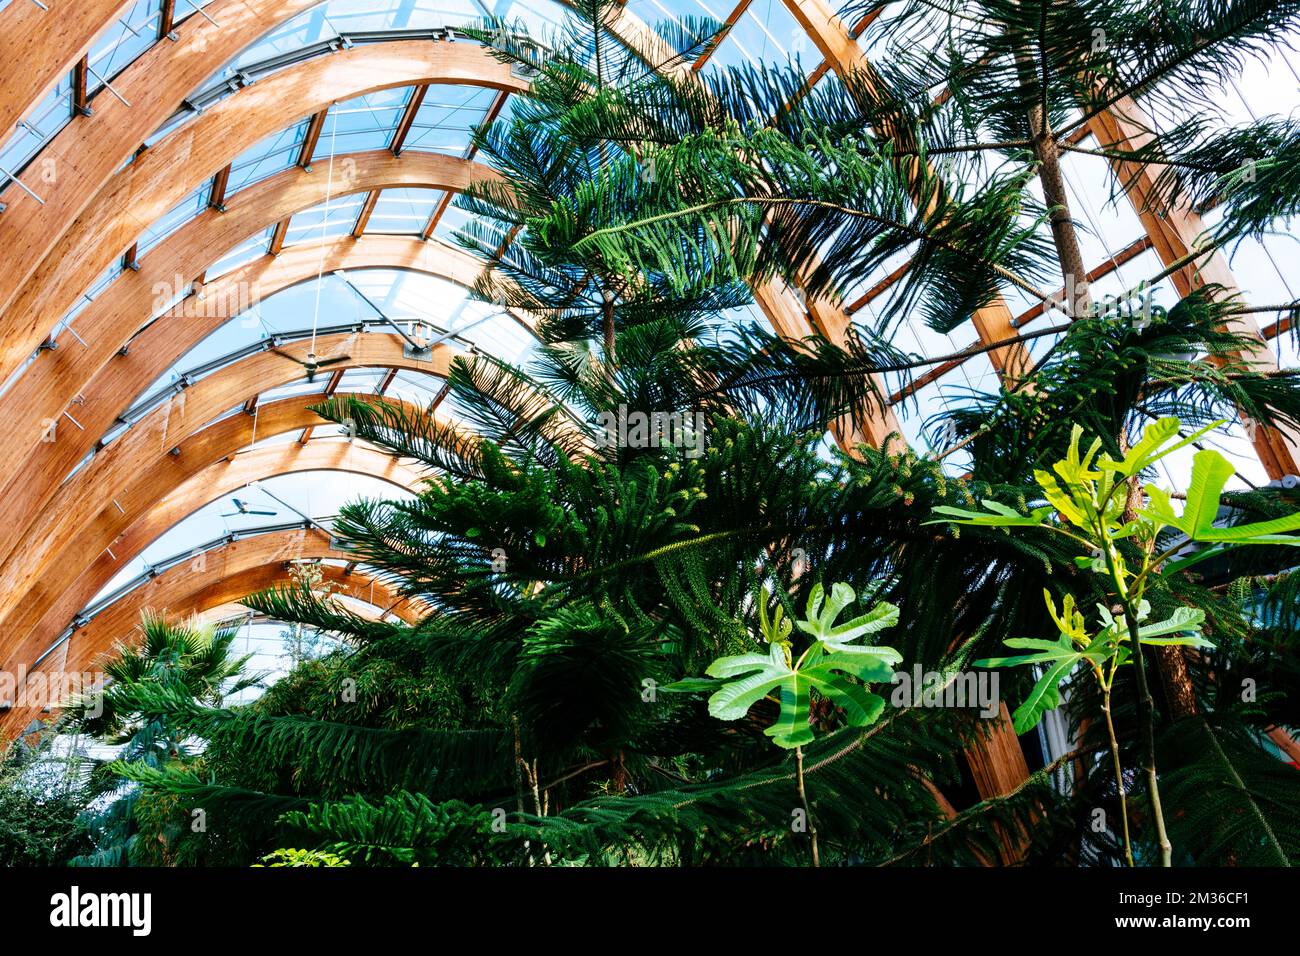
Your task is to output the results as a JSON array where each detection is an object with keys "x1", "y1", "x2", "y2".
[{"x1": 0, "y1": 0, "x2": 1299, "y2": 879}]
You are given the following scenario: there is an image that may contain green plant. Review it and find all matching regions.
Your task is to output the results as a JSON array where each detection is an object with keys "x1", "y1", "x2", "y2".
[
  {"x1": 253, "y1": 848, "x2": 351, "y2": 867},
  {"x1": 669, "y1": 582, "x2": 900, "y2": 864},
  {"x1": 678, "y1": 582, "x2": 901, "y2": 749},
  {"x1": 0, "y1": 740, "x2": 91, "y2": 866},
  {"x1": 63, "y1": 613, "x2": 261, "y2": 867},
  {"x1": 933, "y1": 416, "x2": 1300, "y2": 865}
]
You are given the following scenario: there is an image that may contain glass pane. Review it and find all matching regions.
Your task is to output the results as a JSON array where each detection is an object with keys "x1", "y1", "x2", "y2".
[
  {"x1": 311, "y1": 87, "x2": 411, "y2": 161},
  {"x1": 706, "y1": 0, "x2": 819, "y2": 72},
  {"x1": 87, "y1": 0, "x2": 165, "y2": 91},
  {"x1": 0, "y1": 73, "x2": 73, "y2": 190},
  {"x1": 206, "y1": 225, "x2": 275, "y2": 280},
  {"x1": 403, "y1": 86, "x2": 499, "y2": 155},
  {"x1": 364, "y1": 187, "x2": 445, "y2": 234},
  {"x1": 226, "y1": 119, "x2": 311, "y2": 195},
  {"x1": 284, "y1": 193, "x2": 368, "y2": 245}
]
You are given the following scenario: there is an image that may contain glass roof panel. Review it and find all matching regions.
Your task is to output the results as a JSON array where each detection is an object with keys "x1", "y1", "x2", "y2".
[
  {"x1": 90, "y1": 469, "x2": 412, "y2": 607},
  {"x1": 6, "y1": 0, "x2": 1294, "y2": 503},
  {"x1": 857, "y1": 1, "x2": 942, "y2": 61},
  {"x1": 402, "y1": 86, "x2": 500, "y2": 154},
  {"x1": 86, "y1": 1, "x2": 166, "y2": 93},
  {"x1": 336, "y1": 368, "x2": 388, "y2": 392},
  {"x1": 489, "y1": 0, "x2": 569, "y2": 35},
  {"x1": 311, "y1": 87, "x2": 412, "y2": 161},
  {"x1": 1057, "y1": 146, "x2": 1147, "y2": 272},
  {"x1": 894, "y1": 372, "x2": 971, "y2": 470},
  {"x1": 257, "y1": 379, "x2": 331, "y2": 405},
  {"x1": 137, "y1": 180, "x2": 213, "y2": 256},
  {"x1": 335, "y1": 269, "x2": 539, "y2": 356},
  {"x1": 385, "y1": 369, "x2": 452, "y2": 412},
  {"x1": 113, "y1": 267, "x2": 536, "y2": 450},
  {"x1": 0, "y1": 74, "x2": 72, "y2": 193},
  {"x1": 365, "y1": 187, "x2": 446, "y2": 234},
  {"x1": 433, "y1": 202, "x2": 510, "y2": 253},
  {"x1": 206, "y1": 226, "x2": 276, "y2": 281},
  {"x1": 624, "y1": 0, "x2": 725, "y2": 49},
  {"x1": 225, "y1": 119, "x2": 312, "y2": 196},
  {"x1": 705, "y1": 0, "x2": 820, "y2": 73},
  {"x1": 200, "y1": 0, "x2": 487, "y2": 85},
  {"x1": 284, "y1": 192, "x2": 368, "y2": 245}
]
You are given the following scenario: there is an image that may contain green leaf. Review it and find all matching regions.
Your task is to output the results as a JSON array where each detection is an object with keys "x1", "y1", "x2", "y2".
[
  {"x1": 1097, "y1": 417, "x2": 1222, "y2": 478},
  {"x1": 1037, "y1": 476, "x2": 1084, "y2": 526},
  {"x1": 765, "y1": 684, "x2": 814, "y2": 748},
  {"x1": 702, "y1": 584, "x2": 901, "y2": 748},
  {"x1": 660, "y1": 677, "x2": 724, "y2": 693},
  {"x1": 925, "y1": 504, "x2": 1051, "y2": 527},
  {"x1": 1010, "y1": 657, "x2": 1076, "y2": 733},
  {"x1": 1136, "y1": 605, "x2": 1206, "y2": 640},
  {"x1": 1183, "y1": 448, "x2": 1236, "y2": 536},
  {"x1": 795, "y1": 585, "x2": 900, "y2": 658},
  {"x1": 1141, "y1": 449, "x2": 1300, "y2": 546}
]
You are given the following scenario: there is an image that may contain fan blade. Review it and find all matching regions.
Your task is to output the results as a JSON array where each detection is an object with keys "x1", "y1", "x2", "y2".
[
  {"x1": 268, "y1": 347, "x2": 311, "y2": 368},
  {"x1": 247, "y1": 509, "x2": 277, "y2": 516},
  {"x1": 312, "y1": 355, "x2": 352, "y2": 368}
]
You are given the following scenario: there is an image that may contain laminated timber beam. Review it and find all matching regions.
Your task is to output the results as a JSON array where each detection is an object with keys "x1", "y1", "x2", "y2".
[
  {"x1": 180, "y1": 564, "x2": 422, "y2": 630},
  {"x1": 0, "y1": 148, "x2": 499, "y2": 545},
  {"x1": 59, "y1": 547, "x2": 418, "y2": 681},
  {"x1": 0, "y1": 38, "x2": 525, "y2": 396},
  {"x1": 0, "y1": 237, "x2": 513, "y2": 557},
  {"x1": 6, "y1": 427, "x2": 430, "y2": 676},
  {"x1": 7, "y1": 6, "x2": 896, "y2": 459},
  {"x1": 196, "y1": 568, "x2": 415, "y2": 630},
  {"x1": 1086, "y1": 100, "x2": 1300, "y2": 478},
  {"x1": 0, "y1": 0, "x2": 131, "y2": 152},
  {"x1": 0, "y1": 527, "x2": 412, "y2": 742},
  {"x1": 0, "y1": 0, "x2": 330, "y2": 318},
  {"x1": 782, "y1": 1, "x2": 1297, "y2": 476},
  {"x1": 0, "y1": 332, "x2": 448, "y2": 646}
]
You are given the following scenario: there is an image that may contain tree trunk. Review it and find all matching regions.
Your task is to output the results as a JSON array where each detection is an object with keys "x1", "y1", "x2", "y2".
[{"x1": 1017, "y1": 51, "x2": 1092, "y2": 318}]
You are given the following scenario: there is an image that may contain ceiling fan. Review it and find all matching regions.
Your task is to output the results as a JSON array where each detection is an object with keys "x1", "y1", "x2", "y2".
[
  {"x1": 269, "y1": 346, "x2": 351, "y2": 383},
  {"x1": 221, "y1": 497, "x2": 278, "y2": 518}
]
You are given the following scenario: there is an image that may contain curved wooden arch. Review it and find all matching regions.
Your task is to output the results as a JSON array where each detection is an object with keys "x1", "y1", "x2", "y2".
[
  {"x1": 0, "y1": 0, "x2": 131, "y2": 146},
  {"x1": 0, "y1": 522, "x2": 416, "y2": 738},
  {"x1": 0, "y1": 331, "x2": 445, "y2": 634},
  {"x1": 8, "y1": 433, "x2": 429, "y2": 674},
  {"x1": 0, "y1": 39, "x2": 524, "y2": 386},
  {"x1": 0, "y1": 147, "x2": 493, "y2": 497},
  {"x1": 0, "y1": 0, "x2": 379, "y2": 320},
  {"x1": 185, "y1": 563, "x2": 420, "y2": 627},
  {"x1": 0, "y1": 236, "x2": 517, "y2": 566},
  {"x1": 0, "y1": 527, "x2": 374, "y2": 742},
  {"x1": 0, "y1": 0, "x2": 708, "y2": 340},
  {"x1": 0, "y1": 0, "x2": 684, "y2": 350}
]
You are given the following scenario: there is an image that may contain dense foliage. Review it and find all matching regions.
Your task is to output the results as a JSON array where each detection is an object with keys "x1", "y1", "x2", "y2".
[{"x1": 4, "y1": 0, "x2": 1300, "y2": 868}]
